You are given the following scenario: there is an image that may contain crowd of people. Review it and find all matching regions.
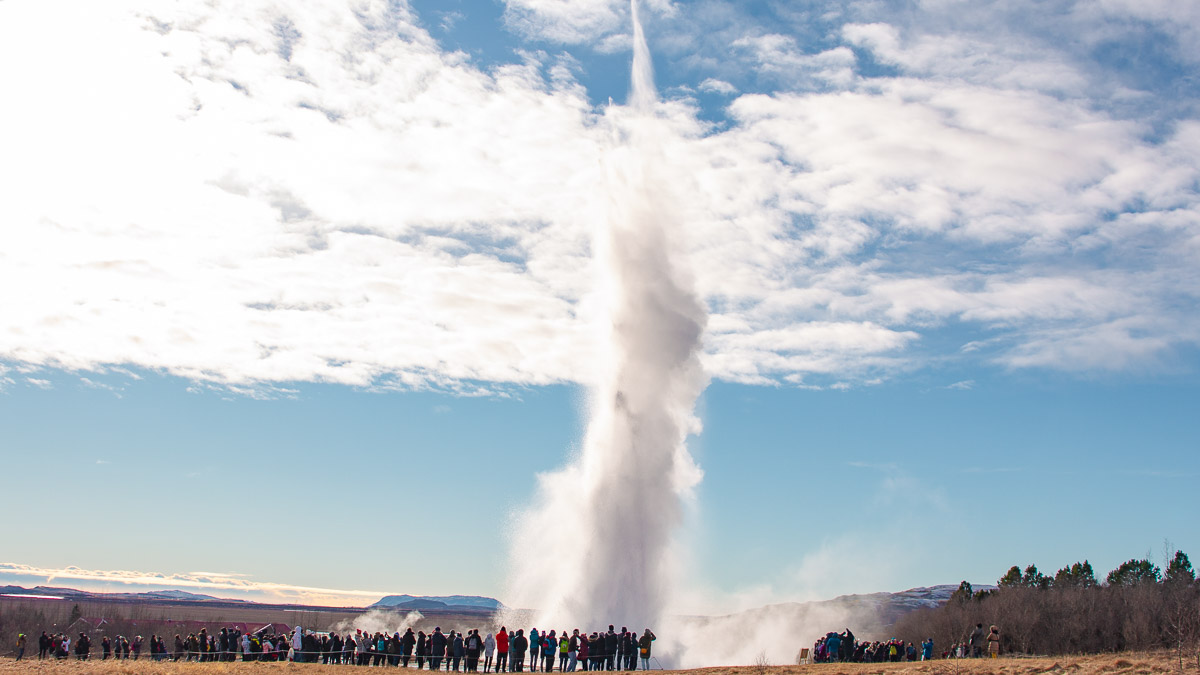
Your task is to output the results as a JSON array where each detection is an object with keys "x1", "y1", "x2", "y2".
[
  {"x1": 13, "y1": 624, "x2": 659, "y2": 669},
  {"x1": 812, "y1": 630, "x2": 934, "y2": 663},
  {"x1": 24, "y1": 631, "x2": 183, "y2": 661},
  {"x1": 811, "y1": 624, "x2": 1001, "y2": 663}
]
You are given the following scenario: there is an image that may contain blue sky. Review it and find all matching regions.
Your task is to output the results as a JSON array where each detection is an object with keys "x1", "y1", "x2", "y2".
[{"x1": 1, "y1": 0, "x2": 1198, "y2": 612}]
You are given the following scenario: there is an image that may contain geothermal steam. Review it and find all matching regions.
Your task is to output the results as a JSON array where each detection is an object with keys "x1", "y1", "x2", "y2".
[{"x1": 505, "y1": 0, "x2": 707, "y2": 643}]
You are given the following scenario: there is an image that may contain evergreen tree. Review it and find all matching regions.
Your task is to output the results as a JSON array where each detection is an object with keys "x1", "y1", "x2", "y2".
[
  {"x1": 950, "y1": 580, "x2": 974, "y2": 603},
  {"x1": 1053, "y1": 560, "x2": 1098, "y2": 588},
  {"x1": 1106, "y1": 558, "x2": 1161, "y2": 586},
  {"x1": 1022, "y1": 564, "x2": 1051, "y2": 589},
  {"x1": 1164, "y1": 550, "x2": 1194, "y2": 584},
  {"x1": 68, "y1": 603, "x2": 82, "y2": 626},
  {"x1": 998, "y1": 565, "x2": 1023, "y2": 588},
  {"x1": 1078, "y1": 560, "x2": 1097, "y2": 587}
]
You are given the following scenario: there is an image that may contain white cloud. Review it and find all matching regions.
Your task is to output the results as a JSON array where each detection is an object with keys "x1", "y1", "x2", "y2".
[
  {"x1": 698, "y1": 78, "x2": 736, "y2": 95},
  {"x1": 0, "y1": 0, "x2": 1197, "y2": 393},
  {"x1": 0, "y1": 561, "x2": 388, "y2": 606},
  {"x1": 732, "y1": 34, "x2": 858, "y2": 89},
  {"x1": 502, "y1": 0, "x2": 626, "y2": 44},
  {"x1": 501, "y1": 0, "x2": 675, "y2": 45},
  {"x1": 842, "y1": 22, "x2": 1088, "y2": 94}
]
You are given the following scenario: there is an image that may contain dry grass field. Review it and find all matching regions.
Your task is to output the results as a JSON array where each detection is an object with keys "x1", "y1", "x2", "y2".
[{"x1": 0, "y1": 652, "x2": 1195, "y2": 675}]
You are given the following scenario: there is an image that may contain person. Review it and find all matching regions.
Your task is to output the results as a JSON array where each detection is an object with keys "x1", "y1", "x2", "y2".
[
  {"x1": 466, "y1": 629, "x2": 482, "y2": 671},
  {"x1": 589, "y1": 632, "x2": 601, "y2": 671},
  {"x1": 431, "y1": 627, "x2": 447, "y2": 670},
  {"x1": 484, "y1": 632, "x2": 497, "y2": 672},
  {"x1": 496, "y1": 627, "x2": 509, "y2": 673},
  {"x1": 987, "y1": 626, "x2": 1000, "y2": 659},
  {"x1": 568, "y1": 629, "x2": 580, "y2": 672},
  {"x1": 360, "y1": 629, "x2": 374, "y2": 662},
  {"x1": 390, "y1": 632, "x2": 402, "y2": 667},
  {"x1": 604, "y1": 627, "x2": 617, "y2": 671},
  {"x1": 77, "y1": 632, "x2": 91, "y2": 660},
  {"x1": 922, "y1": 638, "x2": 933, "y2": 661},
  {"x1": 404, "y1": 627, "x2": 417, "y2": 668},
  {"x1": 39, "y1": 631, "x2": 50, "y2": 659},
  {"x1": 417, "y1": 630, "x2": 428, "y2": 669},
  {"x1": 621, "y1": 629, "x2": 635, "y2": 671},
  {"x1": 291, "y1": 628, "x2": 304, "y2": 662},
  {"x1": 453, "y1": 630, "x2": 465, "y2": 671},
  {"x1": 637, "y1": 630, "x2": 655, "y2": 670},
  {"x1": 969, "y1": 624, "x2": 983, "y2": 658},
  {"x1": 529, "y1": 629, "x2": 541, "y2": 672},
  {"x1": 826, "y1": 632, "x2": 841, "y2": 663},
  {"x1": 511, "y1": 629, "x2": 528, "y2": 673},
  {"x1": 542, "y1": 630, "x2": 556, "y2": 672},
  {"x1": 559, "y1": 631, "x2": 570, "y2": 672},
  {"x1": 16, "y1": 633, "x2": 26, "y2": 661},
  {"x1": 492, "y1": 624, "x2": 506, "y2": 667}
]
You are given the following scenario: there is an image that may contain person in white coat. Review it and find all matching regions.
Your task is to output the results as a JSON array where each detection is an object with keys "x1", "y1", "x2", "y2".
[
  {"x1": 484, "y1": 633, "x2": 496, "y2": 672},
  {"x1": 292, "y1": 628, "x2": 304, "y2": 662}
]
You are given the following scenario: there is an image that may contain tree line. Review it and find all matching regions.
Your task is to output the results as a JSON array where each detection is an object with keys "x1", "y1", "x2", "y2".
[{"x1": 892, "y1": 548, "x2": 1199, "y2": 663}]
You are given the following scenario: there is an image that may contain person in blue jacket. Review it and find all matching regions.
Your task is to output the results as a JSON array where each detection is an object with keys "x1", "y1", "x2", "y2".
[
  {"x1": 826, "y1": 633, "x2": 841, "y2": 663},
  {"x1": 528, "y1": 629, "x2": 541, "y2": 672}
]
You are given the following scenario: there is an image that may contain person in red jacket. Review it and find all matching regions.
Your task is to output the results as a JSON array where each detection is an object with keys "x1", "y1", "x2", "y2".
[{"x1": 495, "y1": 626, "x2": 509, "y2": 672}]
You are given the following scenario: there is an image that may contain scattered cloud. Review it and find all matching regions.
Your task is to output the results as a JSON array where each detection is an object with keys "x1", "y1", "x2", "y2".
[
  {"x1": 79, "y1": 378, "x2": 123, "y2": 397},
  {"x1": 438, "y1": 11, "x2": 465, "y2": 33},
  {"x1": 733, "y1": 35, "x2": 857, "y2": 88},
  {"x1": 847, "y1": 460, "x2": 899, "y2": 471},
  {"x1": 698, "y1": 78, "x2": 736, "y2": 95}
]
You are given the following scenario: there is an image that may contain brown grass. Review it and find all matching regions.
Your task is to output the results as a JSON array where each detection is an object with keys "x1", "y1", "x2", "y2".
[{"x1": 0, "y1": 653, "x2": 1193, "y2": 675}]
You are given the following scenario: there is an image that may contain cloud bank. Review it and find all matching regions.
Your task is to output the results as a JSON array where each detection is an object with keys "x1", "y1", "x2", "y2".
[
  {"x1": 1, "y1": 0, "x2": 1196, "y2": 392},
  {"x1": 0, "y1": 562, "x2": 385, "y2": 606}
]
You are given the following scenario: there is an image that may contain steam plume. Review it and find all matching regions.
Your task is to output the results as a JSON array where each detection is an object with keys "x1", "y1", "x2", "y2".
[{"x1": 503, "y1": 0, "x2": 708, "y2": 651}]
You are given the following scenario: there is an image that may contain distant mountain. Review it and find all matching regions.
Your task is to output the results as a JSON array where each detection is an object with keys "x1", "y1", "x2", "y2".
[
  {"x1": 32, "y1": 585, "x2": 92, "y2": 597},
  {"x1": 371, "y1": 595, "x2": 504, "y2": 611},
  {"x1": 0, "y1": 585, "x2": 240, "y2": 603},
  {"x1": 118, "y1": 589, "x2": 234, "y2": 602}
]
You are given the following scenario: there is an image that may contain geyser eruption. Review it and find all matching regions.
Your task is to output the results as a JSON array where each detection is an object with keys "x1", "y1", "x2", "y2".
[{"x1": 504, "y1": 0, "x2": 707, "y2": 649}]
